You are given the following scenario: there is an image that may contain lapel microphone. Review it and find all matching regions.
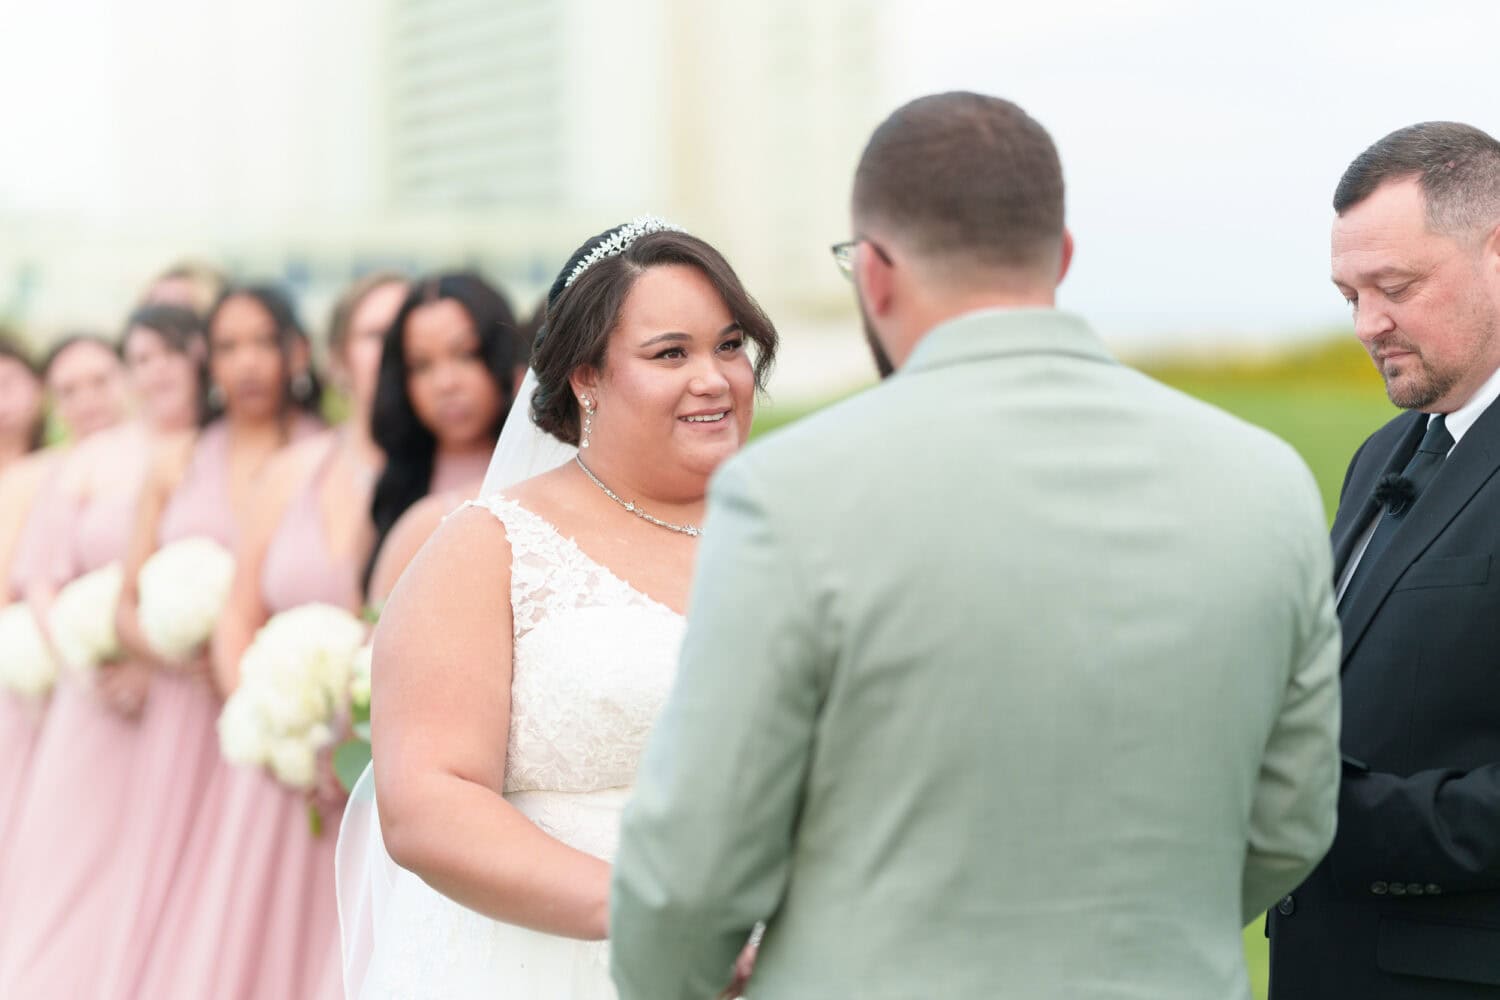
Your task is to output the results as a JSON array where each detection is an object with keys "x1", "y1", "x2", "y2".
[{"x1": 1374, "y1": 473, "x2": 1418, "y2": 517}]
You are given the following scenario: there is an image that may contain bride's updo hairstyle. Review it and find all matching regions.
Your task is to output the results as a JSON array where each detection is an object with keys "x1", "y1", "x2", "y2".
[{"x1": 530, "y1": 223, "x2": 778, "y2": 446}]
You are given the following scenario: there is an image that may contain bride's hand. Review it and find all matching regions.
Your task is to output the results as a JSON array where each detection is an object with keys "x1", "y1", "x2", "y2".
[{"x1": 718, "y1": 938, "x2": 758, "y2": 999}]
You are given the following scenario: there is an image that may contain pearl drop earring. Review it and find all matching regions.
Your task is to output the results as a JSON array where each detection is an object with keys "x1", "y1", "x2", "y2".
[{"x1": 580, "y1": 396, "x2": 594, "y2": 448}]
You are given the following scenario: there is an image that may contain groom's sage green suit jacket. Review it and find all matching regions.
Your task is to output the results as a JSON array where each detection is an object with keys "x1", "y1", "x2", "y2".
[{"x1": 611, "y1": 309, "x2": 1341, "y2": 999}]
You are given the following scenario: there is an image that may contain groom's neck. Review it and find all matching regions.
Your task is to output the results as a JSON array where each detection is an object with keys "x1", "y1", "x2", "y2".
[{"x1": 887, "y1": 287, "x2": 1058, "y2": 370}]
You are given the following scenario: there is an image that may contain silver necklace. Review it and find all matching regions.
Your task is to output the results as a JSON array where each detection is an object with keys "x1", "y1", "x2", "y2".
[{"x1": 575, "y1": 455, "x2": 703, "y2": 537}]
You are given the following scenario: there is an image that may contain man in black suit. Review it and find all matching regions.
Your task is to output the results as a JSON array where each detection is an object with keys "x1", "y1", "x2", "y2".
[{"x1": 1268, "y1": 122, "x2": 1500, "y2": 997}]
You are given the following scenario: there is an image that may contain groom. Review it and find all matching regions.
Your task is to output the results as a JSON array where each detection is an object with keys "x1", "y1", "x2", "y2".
[{"x1": 611, "y1": 92, "x2": 1342, "y2": 998}]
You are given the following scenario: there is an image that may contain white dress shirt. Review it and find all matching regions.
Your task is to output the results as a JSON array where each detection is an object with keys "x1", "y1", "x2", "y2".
[{"x1": 1335, "y1": 362, "x2": 1500, "y2": 605}]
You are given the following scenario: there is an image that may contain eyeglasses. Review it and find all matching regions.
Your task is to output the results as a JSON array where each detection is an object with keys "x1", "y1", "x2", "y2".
[{"x1": 830, "y1": 238, "x2": 892, "y2": 281}]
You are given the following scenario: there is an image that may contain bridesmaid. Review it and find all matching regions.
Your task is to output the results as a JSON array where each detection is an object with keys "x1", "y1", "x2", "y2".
[
  {"x1": 0, "y1": 337, "x2": 45, "y2": 579},
  {"x1": 1, "y1": 333, "x2": 129, "y2": 603},
  {"x1": 40, "y1": 333, "x2": 131, "y2": 443},
  {"x1": 0, "y1": 335, "x2": 43, "y2": 479},
  {"x1": 365, "y1": 272, "x2": 522, "y2": 604},
  {"x1": 130, "y1": 273, "x2": 407, "y2": 1000},
  {"x1": 100, "y1": 286, "x2": 323, "y2": 998},
  {"x1": 0, "y1": 306, "x2": 205, "y2": 995},
  {"x1": 0, "y1": 336, "x2": 129, "y2": 859}
]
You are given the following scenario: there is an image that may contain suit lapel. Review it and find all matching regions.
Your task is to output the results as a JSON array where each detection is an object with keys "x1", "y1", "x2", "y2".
[
  {"x1": 1331, "y1": 415, "x2": 1424, "y2": 581},
  {"x1": 1339, "y1": 403, "x2": 1500, "y2": 664}
]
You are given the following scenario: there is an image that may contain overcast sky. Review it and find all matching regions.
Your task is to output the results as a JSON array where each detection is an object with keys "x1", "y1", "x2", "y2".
[
  {"x1": 882, "y1": 0, "x2": 1500, "y2": 343},
  {"x1": 2, "y1": 0, "x2": 1497, "y2": 344}
]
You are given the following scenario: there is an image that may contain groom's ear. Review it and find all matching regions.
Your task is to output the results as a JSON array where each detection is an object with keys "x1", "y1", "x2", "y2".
[
  {"x1": 857, "y1": 239, "x2": 895, "y2": 317},
  {"x1": 1056, "y1": 227, "x2": 1075, "y2": 287}
]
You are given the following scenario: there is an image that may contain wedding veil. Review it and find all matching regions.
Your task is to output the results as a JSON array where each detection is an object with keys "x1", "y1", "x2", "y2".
[{"x1": 479, "y1": 368, "x2": 579, "y2": 498}]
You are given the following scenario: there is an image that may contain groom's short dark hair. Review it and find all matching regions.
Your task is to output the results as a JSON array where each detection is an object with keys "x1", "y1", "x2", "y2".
[
  {"x1": 1335, "y1": 122, "x2": 1500, "y2": 238},
  {"x1": 852, "y1": 92, "x2": 1064, "y2": 272}
]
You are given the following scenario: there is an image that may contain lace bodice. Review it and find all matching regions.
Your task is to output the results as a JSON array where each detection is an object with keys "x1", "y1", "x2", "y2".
[
  {"x1": 346, "y1": 497, "x2": 686, "y2": 999},
  {"x1": 464, "y1": 495, "x2": 684, "y2": 798}
]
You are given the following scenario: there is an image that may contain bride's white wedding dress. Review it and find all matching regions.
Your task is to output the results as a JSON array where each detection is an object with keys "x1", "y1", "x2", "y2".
[{"x1": 338, "y1": 494, "x2": 684, "y2": 999}]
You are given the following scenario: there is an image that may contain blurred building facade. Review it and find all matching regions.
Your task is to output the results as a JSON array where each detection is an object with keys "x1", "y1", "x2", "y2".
[{"x1": 0, "y1": 0, "x2": 887, "y2": 353}]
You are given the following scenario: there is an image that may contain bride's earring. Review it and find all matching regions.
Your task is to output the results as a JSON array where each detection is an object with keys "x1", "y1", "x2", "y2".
[{"x1": 579, "y1": 396, "x2": 594, "y2": 449}]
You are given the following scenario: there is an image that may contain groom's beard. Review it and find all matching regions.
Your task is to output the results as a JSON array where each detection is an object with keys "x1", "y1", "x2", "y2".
[{"x1": 856, "y1": 294, "x2": 896, "y2": 380}]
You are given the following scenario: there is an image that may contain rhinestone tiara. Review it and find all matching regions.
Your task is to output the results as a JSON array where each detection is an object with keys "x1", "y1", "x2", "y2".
[{"x1": 562, "y1": 215, "x2": 686, "y2": 289}]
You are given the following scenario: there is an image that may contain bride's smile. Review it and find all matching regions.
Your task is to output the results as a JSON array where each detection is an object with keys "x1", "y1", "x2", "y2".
[{"x1": 573, "y1": 263, "x2": 757, "y2": 497}]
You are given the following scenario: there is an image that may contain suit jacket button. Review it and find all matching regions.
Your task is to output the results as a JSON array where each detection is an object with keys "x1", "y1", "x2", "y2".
[
  {"x1": 1389, "y1": 883, "x2": 1407, "y2": 896},
  {"x1": 1425, "y1": 884, "x2": 1442, "y2": 895},
  {"x1": 1406, "y1": 883, "x2": 1424, "y2": 896},
  {"x1": 1276, "y1": 895, "x2": 1296, "y2": 916},
  {"x1": 1371, "y1": 881, "x2": 1389, "y2": 895}
]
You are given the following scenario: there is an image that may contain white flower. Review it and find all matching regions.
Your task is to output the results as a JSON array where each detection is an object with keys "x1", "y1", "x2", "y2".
[
  {"x1": 267, "y1": 736, "x2": 318, "y2": 790},
  {"x1": 217, "y1": 689, "x2": 268, "y2": 765},
  {"x1": 0, "y1": 602, "x2": 59, "y2": 698},
  {"x1": 267, "y1": 724, "x2": 335, "y2": 789},
  {"x1": 48, "y1": 562, "x2": 123, "y2": 676},
  {"x1": 349, "y1": 642, "x2": 373, "y2": 709},
  {"x1": 137, "y1": 537, "x2": 234, "y2": 662},
  {"x1": 216, "y1": 603, "x2": 367, "y2": 791}
]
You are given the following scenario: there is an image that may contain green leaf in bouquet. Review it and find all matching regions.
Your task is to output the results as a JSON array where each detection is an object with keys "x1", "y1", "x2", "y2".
[
  {"x1": 334, "y1": 737, "x2": 373, "y2": 794},
  {"x1": 351, "y1": 699, "x2": 371, "y2": 726},
  {"x1": 308, "y1": 801, "x2": 324, "y2": 838},
  {"x1": 360, "y1": 602, "x2": 383, "y2": 626},
  {"x1": 353, "y1": 719, "x2": 371, "y2": 741}
]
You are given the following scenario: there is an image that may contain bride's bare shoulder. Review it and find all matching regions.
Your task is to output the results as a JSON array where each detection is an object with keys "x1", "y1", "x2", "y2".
[
  {"x1": 379, "y1": 497, "x2": 513, "y2": 611},
  {"x1": 484, "y1": 463, "x2": 595, "y2": 534},
  {"x1": 485, "y1": 463, "x2": 573, "y2": 510}
]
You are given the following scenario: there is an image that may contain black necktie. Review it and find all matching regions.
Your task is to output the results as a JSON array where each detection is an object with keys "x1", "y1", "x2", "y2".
[{"x1": 1341, "y1": 414, "x2": 1454, "y2": 606}]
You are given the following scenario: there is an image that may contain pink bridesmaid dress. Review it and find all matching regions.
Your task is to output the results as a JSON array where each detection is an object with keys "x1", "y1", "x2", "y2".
[
  {"x1": 0, "y1": 479, "x2": 155, "y2": 996},
  {"x1": 96, "y1": 418, "x2": 327, "y2": 999},
  {"x1": 133, "y1": 437, "x2": 360, "y2": 1000},
  {"x1": 0, "y1": 461, "x2": 68, "y2": 863}
]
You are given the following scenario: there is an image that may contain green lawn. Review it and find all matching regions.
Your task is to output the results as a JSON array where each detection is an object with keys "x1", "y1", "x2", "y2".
[
  {"x1": 754, "y1": 340, "x2": 1396, "y2": 1000},
  {"x1": 1156, "y1": 379, "x2": 1396, "y2": 522}
]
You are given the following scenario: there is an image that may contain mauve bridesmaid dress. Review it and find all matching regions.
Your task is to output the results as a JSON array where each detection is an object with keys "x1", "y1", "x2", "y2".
[
  {"x1": 133, "y1": 436, "x2": 361, "y2": 1000},
  {"x1": 0, "y1": 470, "x2": 153, "y2": 996}
]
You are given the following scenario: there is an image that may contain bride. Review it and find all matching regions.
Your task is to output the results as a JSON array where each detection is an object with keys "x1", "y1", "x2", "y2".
[{"x1": 337, "y1": 218, "x2": 779, "y2": 998}]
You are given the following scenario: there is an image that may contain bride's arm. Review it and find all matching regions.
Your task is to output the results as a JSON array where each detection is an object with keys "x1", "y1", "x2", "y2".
[{"x1": 371, "y1": 505, "x2": 611, "y2": 940}]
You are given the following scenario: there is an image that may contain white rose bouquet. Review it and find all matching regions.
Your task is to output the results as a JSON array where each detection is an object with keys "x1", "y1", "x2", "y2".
[
  {"x1": 47, "y1": 562, "x2": 124, "y2": 676},
  {"x1": 0, "y1": 602, "x2": 60, "y2": 698},
  {"x1": 217, "y1": 603, "x2": 369, "y2": 797},
  {"x1": 136, "y1": 537, "x2": 234, "y2": 663}
]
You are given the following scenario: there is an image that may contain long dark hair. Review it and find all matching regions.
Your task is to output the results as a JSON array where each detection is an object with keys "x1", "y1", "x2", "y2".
[
  {"x1": 0, "y1": 331, "x2": 44, "y2": 451},
  {"x1": 531, "y1": 226, "x2": 778, "y2": 445},
  {"x1": 202, "y1": 285, "x2": 322, "y2": 426},
  {"x1": 364, "y1": 272, "x2": 519, "y2": 592},
  {"x1": 123, "y1": 303, "x2": 210, "y2": 425}
]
